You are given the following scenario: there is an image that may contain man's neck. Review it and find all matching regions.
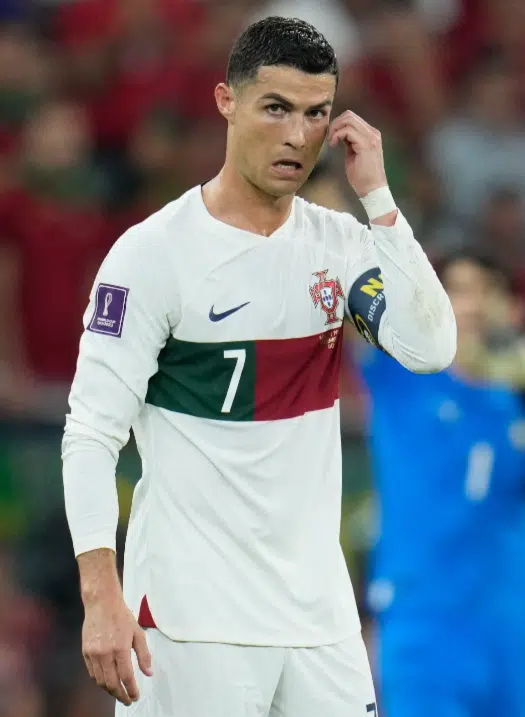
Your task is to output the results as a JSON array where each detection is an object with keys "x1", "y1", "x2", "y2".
[{"x1": 202, "y1": 166, "x2": 294, "y2": 237}]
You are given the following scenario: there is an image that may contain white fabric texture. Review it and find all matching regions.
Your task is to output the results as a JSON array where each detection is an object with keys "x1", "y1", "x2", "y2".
[{"x1": 115, "y1": 629, "x2": 375, "y2": 717}]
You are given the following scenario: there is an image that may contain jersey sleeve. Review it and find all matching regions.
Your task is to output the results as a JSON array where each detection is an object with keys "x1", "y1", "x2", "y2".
[
  {"x1": 340, "y1": 209, "x2": 457, "y2": 374},
  {"x1": 62, "y1": 225, "x2": 179, "y2": 556}
]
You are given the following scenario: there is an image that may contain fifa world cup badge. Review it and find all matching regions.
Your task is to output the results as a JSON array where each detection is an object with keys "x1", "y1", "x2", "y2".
[{"x1": 309, "y1": 270, "x2": 345, "y2": 325}]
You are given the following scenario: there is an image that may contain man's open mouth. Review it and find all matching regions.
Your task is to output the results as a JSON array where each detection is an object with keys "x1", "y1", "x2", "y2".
[{"x1": 273, "y1": 160, "x2": 303, "y2": 170}]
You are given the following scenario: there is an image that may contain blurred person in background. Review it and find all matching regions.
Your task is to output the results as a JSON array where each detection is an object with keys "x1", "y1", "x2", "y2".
[
  {"x1": 298, "y1": 159, "x2": 354, "y2": 212},
  {"x1": 174, "y1": 0, "x2": 259, "y2": 121},
  {"x1": 16, "y1": 511, "x2": 128, "y2": 717},
  {"x1": 0, "y1": 545, "x2": 49, "y2": 717},
  {"x1": 0, "y1": 99, "x2": 109, "y2": 419},
  {"x1": 0, "y1": 23, "x2": 56, "y2": 415},
  {"x1": 476, "y1": 187, "x2": 525, "y2": 299},
  {"x1": 355, "y1": 0, "x2": 447, "y2": 137},
  {"x1": 112, "y1": 109, "x2": 192, "y2": 230},
  {"x1": 114, "y1": 109, "x2": 226, "y2": 233},
  {"x1": 0, "y1": 23, "x2": 55, "y2": 153},
  {"x1": 353, "y1": 250, "x2": 525, "y2": 717},
  {"x1": 426, "y1": 54, "x2": 525, "y2": 221},
  {"x1": 53, "y1": 0, "x2": 202, "y2": 149},
  {"x1": 400, "y1": 156, "x2": 465, "y2": 258}
]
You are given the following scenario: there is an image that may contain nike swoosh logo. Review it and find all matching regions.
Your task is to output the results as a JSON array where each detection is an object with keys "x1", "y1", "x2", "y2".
[{"x1": 209, "y1": 302, "x2": 250, "y2": 322}]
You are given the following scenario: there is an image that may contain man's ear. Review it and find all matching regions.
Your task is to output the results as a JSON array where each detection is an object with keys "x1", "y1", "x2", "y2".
[{"x1": 215, "y1": 83, "x2": 237, "y2": 123}]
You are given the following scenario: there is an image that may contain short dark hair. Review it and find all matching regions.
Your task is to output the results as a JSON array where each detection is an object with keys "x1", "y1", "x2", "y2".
[
  {"x1": 227, "y1": 16, "x2": 338, "y2": 89},
  {"x1": 436, "y1": 248, "x2": 513, "y2": 292}
]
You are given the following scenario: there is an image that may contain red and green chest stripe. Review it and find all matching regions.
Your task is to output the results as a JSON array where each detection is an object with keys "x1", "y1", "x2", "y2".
[{"x1": 145, "y1": 328, "x2": 343, "y2": 422}]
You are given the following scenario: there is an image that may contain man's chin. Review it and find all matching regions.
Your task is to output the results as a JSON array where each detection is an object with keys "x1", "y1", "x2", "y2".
[{"x1": 260, "y1": 176, "x2": 307, "y2": 198}]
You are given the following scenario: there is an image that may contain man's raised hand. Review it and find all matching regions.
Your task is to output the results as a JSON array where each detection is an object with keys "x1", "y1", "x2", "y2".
[{"x1": 328, "y1": 111, "x2": 388, "y2": 198}]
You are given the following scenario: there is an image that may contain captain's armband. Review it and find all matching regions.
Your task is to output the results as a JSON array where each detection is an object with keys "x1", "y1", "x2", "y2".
[{"x1": 346, "y1": 267, "x2": 387, "y2": 350}]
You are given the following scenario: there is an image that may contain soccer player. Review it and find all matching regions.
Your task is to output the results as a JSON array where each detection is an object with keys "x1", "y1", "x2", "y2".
[
  {"x1": 62, "y1": 16, "x2": 456, "y2": 717},
  {"x1": 358, "y1": 251, "x2": 525, "y2": 717}
]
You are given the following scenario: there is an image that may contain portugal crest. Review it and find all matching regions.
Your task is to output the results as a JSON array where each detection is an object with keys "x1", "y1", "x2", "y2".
[{"x1": 309, "y1": 270, "x2": 345, "y2": 325}]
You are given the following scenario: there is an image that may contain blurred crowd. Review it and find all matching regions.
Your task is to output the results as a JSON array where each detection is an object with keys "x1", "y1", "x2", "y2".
[{"x1": 0, "y1": 0, "x2": 524, "y2": 715}]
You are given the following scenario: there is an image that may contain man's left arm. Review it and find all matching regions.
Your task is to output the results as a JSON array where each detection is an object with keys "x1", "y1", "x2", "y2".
[{"x1": 329, "y1": 111, "x2": 457, "y2": 373}]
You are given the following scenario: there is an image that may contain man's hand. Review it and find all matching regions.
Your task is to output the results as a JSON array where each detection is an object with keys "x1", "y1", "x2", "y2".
[
  {"x1": 82, "y1": 593, "x2": 153, "y2": 706},
  {"x1": 328, "y1": 111, "x2": 388, "y2": 198},
  {"x1": 77, "y1": 550, "x2": 152, "y2": 706}
]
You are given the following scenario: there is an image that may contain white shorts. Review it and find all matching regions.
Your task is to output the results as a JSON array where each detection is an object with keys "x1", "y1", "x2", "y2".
[{"x1": 116, "y1": 629, "x2": 376, "y2": 717}]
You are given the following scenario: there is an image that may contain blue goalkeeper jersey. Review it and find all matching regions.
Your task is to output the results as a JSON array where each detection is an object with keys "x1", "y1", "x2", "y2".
[{"x1": 358, "y1": 347, "x2": 525, "y2": 623}]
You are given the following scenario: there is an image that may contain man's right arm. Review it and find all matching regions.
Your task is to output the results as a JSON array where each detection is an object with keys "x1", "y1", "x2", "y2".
[{"x1": 62, "y1": 224, "x2": 178, "y2": 704}]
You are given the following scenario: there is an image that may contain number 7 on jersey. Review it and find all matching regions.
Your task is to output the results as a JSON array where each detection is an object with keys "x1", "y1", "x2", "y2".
[{"x1": 222, "y1": 349, "x2": 246, "y2": 413}]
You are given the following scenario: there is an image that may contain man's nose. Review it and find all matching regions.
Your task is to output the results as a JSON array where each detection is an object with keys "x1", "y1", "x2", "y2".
[{"x1": 284, "y1": 116, "x2": 306, "y2": 150}]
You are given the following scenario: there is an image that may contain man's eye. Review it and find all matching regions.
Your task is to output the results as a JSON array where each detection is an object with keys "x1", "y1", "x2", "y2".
[
  {"x1": 266, "y1": 104, "x2": 286, "y2": 115},
  {"x1": 308, "y1": 109, "x2": 327, "y2": 119}
]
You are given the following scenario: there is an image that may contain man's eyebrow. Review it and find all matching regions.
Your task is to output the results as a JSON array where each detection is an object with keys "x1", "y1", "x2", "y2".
[
  {"x1": 259, "y1": 93, "x2": 333, "y2": 110},
  {"x1": 260, "y1": 93, "x2": 294, "y2": 108},
  {"x1": 309, "y1": 99, "x2": 333, "y2": 110}
]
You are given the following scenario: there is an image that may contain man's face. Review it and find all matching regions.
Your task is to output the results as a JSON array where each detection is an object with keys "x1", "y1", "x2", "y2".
[
  {"x1": 220, "y1": 66, "x2": 336, "y2": 197},
  {"x1": 443, "y1": 260, "x2": 494, "y2": 339}
]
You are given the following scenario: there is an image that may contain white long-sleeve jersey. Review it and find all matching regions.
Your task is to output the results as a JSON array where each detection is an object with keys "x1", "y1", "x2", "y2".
[{"x1": 63, "y1": 185, "x2": 456, "y2": 647}]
